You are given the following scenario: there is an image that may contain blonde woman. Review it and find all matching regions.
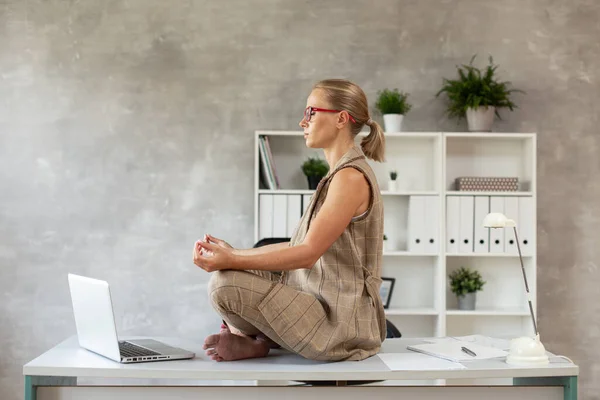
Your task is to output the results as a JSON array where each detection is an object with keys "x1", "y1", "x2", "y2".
[{"x1": 194, "y1": 79, "x2": 386, "y2": 362}]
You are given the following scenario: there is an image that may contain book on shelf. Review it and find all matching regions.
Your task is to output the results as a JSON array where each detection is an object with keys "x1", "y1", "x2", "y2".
[
  {"x1": 263, "y1": 136, "x2": 280, "y2": 189},
  {"x1": 258, "y1": 136, "x2": 279, "y2": 190}
]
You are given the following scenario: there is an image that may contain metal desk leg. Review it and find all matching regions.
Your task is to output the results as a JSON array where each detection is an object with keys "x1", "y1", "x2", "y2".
[
  {"x1": 25, "y1": 376, "x2": 77, "y2": 400},
  {"x1": 514, "y1": 376, "x2": 577, "y2": 400}
]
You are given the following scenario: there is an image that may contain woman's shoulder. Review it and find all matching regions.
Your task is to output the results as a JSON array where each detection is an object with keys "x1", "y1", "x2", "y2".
[{"x1": 330, "y1": 167, "x2": 369, "y2": 187}]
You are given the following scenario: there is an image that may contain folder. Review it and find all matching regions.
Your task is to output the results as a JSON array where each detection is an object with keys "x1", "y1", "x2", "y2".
[
  {"x1": 424, "y1": 196, "x2": 439, "y2": 254},
  {"x1": 473, "y1": 196, "x2": 490, "y2": 253},
  {"x1": 407, "y1": 340, "x2": 508, "y2": 362},
  {"x1": 258, "y1": 194, "x2": 273, "y2": 239},
  {"x1": 458, "y1": 196, "x2": 474, "y2": 253},
  {"x1": 302, "y1": 194, "x2": 312, "y2": 215},
  {"x1": 503, "y1": 197, "x2": 519, "y2": 255},
  {"x1": 286, "y1": 195, "x2": 302, "y2": 237},
  {"x1": 263, "y1": 136, "x2": 280, "y2": 189},
  {"x1": 446, "y1": 196, "x2": 460, "y2": 254},
  {"x1": 489, "y1": 196, "x2": 505, "y2": 253},
  {"x1": 408, "y1": 196, "x2": 425, "y2": 253},
  {"x1": 518, "y1": 197, "x2": 534, "y2": 256},
  {"x1": 272, "y1": 195, "x2": 287, "y2": 237},
  {"x1": 258, "y1": 137, "x2": 275, "y2": 189}
]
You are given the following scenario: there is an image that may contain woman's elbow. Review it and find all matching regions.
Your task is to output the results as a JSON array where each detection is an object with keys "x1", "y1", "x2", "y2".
[
  {"x1": 302, "y1": 259, "x2": 316, "y2": 270},
  {"x1": 301, "y1": 246, "x2": 322, "y2": 270}
]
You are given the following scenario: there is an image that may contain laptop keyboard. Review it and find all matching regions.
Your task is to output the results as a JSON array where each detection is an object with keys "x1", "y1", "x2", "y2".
[{"x1": 119, "y1": 341, "x2": 161, "y2": 358}]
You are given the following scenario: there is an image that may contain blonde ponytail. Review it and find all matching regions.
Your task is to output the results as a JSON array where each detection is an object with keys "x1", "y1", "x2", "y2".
[
  {"x1": 361, "y1": 120, "x2": 386, "y2": 162},
  {"x1": 313, "y1": 79, "x2": 387, "y2": 162}
]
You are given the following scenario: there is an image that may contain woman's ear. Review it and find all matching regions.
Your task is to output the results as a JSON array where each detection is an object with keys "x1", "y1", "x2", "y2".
[{"x1": 336, "y1": 111, "x2": 351, "y2": 128}]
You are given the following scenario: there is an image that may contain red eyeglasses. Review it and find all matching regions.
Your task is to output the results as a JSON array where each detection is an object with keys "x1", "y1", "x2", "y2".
[{"x1": 303, "y1": 106, "x2": 357, "y2": 124}]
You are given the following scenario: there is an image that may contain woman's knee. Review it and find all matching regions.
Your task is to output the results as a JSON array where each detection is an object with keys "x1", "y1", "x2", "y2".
[{"x1": 207, "y1": 270, "x2": 238, "y2": 306}]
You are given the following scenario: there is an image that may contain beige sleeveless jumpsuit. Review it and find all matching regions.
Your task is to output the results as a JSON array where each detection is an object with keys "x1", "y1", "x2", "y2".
[{"x1": 208, "y1": 145, "x2": 385, "y2": 361}]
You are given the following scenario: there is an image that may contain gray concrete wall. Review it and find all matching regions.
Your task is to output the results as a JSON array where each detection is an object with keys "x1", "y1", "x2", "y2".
[{"x1": 1, "y1": 0, "x2": 598, "y2": 399}]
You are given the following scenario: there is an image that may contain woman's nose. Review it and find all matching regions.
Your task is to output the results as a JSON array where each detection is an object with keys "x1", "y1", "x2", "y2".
[{"x1": 299, "y1": 119, "x2": 307, "y2": 128}]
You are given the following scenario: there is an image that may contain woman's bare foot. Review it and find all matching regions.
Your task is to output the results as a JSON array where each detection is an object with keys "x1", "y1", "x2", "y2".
[{"x1": 203, "y1": 331, "x2": 270, "y2": 361}]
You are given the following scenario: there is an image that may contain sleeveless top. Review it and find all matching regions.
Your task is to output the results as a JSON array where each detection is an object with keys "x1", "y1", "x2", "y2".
[{"x1": 259, "y1": 144, "x2": 386, "y2": 361}]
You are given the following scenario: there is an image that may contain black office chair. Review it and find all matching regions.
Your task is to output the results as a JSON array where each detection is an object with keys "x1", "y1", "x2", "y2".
[{"x1": 253, "y1": 237, "x2": 401, "y2": 339}]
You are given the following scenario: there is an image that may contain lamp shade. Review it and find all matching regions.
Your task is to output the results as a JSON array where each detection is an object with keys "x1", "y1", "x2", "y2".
[{"x1": 483, "y1": 212, "x2": 516, "y2": 228}]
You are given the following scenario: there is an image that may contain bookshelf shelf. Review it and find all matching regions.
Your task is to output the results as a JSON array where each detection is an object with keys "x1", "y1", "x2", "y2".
[
  {"x1": 258, "y1": 189, "x2": 314, "y2": 195},
  {"x1": 257, "y1": 189, "x2": 439, "y2": 196},
  {"x1": 382, "y1": 191, "x2": 439, "y2": 196},
  {"x1": 446, "y1": 309, "x2": 529, "y2": 316},
  {"x1": 383, "y1": 251, "x2": 438, "y2": 257},
  {"x1": 254, "y1": 131, "x2": 537, "y2": 340},
  {"x1": 385, "y1": 308, "x2": 439, "y2": 316},
  {"x1": 445, "y1": 191, "x2": 533, "y2": 197},
  {"x1": 445, "y1": 253, "x2": 533, "y2": 258}
]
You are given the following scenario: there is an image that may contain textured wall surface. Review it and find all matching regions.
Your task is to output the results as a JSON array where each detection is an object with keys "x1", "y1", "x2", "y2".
[{"x1": 1, "y1": 0, "x2": 598, "y2": 399}]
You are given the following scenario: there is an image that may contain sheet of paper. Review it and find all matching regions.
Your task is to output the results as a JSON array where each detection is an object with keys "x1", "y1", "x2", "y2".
[
  {"x1": 407, "y1": 341, "x2": 508, "y2": 362},
  {"x1": 423, "y1": 335, "x2": 511, "y2": 350},
  {"x1": 377, "y1": 352, "x2": 466, "y2": 371}
]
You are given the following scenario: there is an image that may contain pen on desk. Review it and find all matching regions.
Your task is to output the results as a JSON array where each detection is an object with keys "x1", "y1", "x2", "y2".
[{"x1": 461, "y1": 346, "x2": 477, "y2": 357}]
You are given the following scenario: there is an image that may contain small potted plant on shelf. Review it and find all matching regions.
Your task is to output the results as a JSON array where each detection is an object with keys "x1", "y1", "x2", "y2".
[
  {"x1": 375, "y1": 88, "x2": 412, "y2": 133},
  {"x1": 448, "y1": 267, "x2": 486, "y2": 310},
  {"x1": 301, "y1": 156, "x2": 329, "y2": 190},
  {"x1": 436, "y1": 55, "x2": 525, "y2": 132},
  {"x1": 383, "y1": 234, "x2": 388, "y2": 251},
  {"x1": 388, "y1": 170, "x2": 398, "y2": 192}
]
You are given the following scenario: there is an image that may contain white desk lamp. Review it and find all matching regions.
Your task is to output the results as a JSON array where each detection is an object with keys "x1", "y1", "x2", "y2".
[{"x1": 482, "y1": 212, "x2": 549, "y2": 366}]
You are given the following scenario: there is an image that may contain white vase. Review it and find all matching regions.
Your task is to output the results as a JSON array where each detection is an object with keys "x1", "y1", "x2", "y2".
[
  {"x1": 388, "y1": 180, "x2": 397, "y2": 192},
  {"x1": 383, "y1": 114, "x2": 404, "y2": 133},
  {"x1": 466, "y1": 106, "x2": 495, "y2": 132}
]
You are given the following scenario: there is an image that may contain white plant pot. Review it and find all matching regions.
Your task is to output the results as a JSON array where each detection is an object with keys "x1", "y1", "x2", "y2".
[
  {"x1": 457, "y1": 292, "x2": 477, "y2": 310},
  {"x1": 388, "y1": 180, "x2": 398, "y2": 192},
  {"x1": 383, "y1": 114, "x2": 404, "y2": 133},
  {"x1": 466, "y1": 106, "x2": 495, "y2": 132}
]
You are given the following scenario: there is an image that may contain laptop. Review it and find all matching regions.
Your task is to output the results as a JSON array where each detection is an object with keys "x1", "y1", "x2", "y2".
[{"x1": 67, "y1": 273, "x2": 195, "y2": 363}]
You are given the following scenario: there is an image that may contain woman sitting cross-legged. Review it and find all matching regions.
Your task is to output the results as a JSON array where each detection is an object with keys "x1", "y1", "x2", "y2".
[{"x1": 193, "y1": 78, "x2": 386, "y2": 362}]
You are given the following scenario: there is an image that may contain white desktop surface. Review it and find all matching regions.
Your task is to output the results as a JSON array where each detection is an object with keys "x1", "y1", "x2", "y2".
[{"x1": 23, "y1": 336, "x2": 578, "y2": 382}]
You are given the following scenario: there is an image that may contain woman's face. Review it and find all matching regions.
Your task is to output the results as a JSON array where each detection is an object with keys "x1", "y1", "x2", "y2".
[{"x1": 299, "y1": 89, "x2": 338, "y2": 149}]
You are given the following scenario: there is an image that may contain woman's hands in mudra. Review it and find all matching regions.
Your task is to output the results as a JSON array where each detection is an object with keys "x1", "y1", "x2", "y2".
[{"x1": 193, "y1": 234, "x2": 235, "y2": 272}]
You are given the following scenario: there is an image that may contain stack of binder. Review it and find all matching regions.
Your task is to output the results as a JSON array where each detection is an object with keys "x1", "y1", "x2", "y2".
[
  {"x1": 258, "y1": 194, "x2": 312, "y2": 239},
  {"x1": 446, "y1": 196, "x2": 534, "y2": 255},
  {"x1": 408, "y1": 196, "x2": 439, "y2": 254}
]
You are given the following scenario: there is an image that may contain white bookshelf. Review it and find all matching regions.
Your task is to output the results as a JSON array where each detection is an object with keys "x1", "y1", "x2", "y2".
[{"x1": 254, "y1": 130, "x2": 537, "y2": 340}]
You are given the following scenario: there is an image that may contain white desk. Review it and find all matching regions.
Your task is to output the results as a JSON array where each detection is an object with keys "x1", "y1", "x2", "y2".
[{"x1": 23, "y1": 336, "x2": 578, "y2": 400}]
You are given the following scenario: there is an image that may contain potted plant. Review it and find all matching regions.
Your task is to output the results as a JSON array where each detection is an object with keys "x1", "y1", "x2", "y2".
[
  {"x1": 383, "y1": 234, "x2": 388, "y2": 251},
  {"x1": 436, "y1": 55, "x2": 525, "y2": 132},
  {"x1": 448, "y1": 267, "x2": 486, "y2": 310},
  {"x1": 301, "y1": 156, "x2": 329, "y2": 190},
  {"x1": 375, "y1": 88, "x2": 412, "y2": 132},
  {"x1": 388, "y1": 170, "x2": 398, "y2": 192}
]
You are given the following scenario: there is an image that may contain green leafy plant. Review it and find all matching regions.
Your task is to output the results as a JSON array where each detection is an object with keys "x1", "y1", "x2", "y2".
[
  {"x1": 449, "y1": 267, "x2": 486, "y2": 296},
  {"x1": 436, "y1": 55, "x2": 525, "y2": 120},
  {"x1": 383, "y1": 234, "x2": 388, "y2": 241},
  {"x1": 375, "y1": 89, "x2": 412, "y2": 115},
  {"x1": 389, "y1": 170, "x2": 398, "y2": 181},
  {"x1": 301, "y1": 156, "x2": 329, "y2": 178}
]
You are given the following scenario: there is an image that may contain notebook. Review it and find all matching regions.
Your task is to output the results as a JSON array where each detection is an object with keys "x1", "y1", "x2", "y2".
[{"x1": 407, "y1": 340, "x2": 508, "y2": 362}]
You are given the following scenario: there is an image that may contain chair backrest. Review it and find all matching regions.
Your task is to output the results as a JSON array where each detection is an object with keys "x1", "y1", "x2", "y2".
[
  {"x1": 386, "y1": 319, "x2": 402, "y2": 338},
  {"x1": 253, "y1": 237, "x2": 290, "y2": 248}
]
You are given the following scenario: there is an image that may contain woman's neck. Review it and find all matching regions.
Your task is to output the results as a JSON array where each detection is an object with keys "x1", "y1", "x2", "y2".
[{"x1": 323, "y1": 133, "x2": 355, "y2": 170}]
